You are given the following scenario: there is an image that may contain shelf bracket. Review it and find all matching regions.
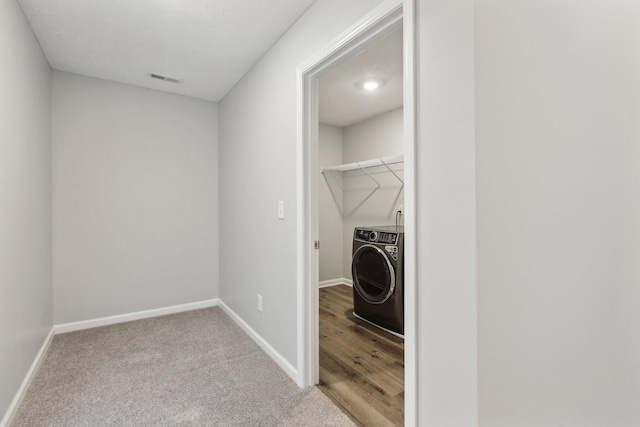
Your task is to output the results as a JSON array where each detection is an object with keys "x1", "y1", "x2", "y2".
[
  {"x1": 380, "y1": 158, "x2": 404, "y2": 191},
  {"x1": 321, "y1": 168, "x2": 344, "y2": 191},
  {"x1": 357, "y1": 162, "x2": 381, "y2": 193}
]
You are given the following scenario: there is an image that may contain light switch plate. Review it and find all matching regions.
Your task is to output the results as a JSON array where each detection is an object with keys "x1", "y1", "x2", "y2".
[{"x1": 278, "y1": 201, "x2": 285, "y2": 220}]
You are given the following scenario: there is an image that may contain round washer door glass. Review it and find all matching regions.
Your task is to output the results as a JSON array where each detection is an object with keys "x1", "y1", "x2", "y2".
[{"x1": 352, "y1": 244, "x2": 395, "y2": 304}]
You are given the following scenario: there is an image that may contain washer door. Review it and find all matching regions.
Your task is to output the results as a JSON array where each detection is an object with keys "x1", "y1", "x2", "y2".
[{"x1": 352, "y1": 244, "x2": 395, "y2": 304}]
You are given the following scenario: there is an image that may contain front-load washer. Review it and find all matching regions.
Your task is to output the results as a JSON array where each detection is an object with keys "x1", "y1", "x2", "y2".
[{"x1": 351, "y1": 226, "x2": 404, "y2": 337}]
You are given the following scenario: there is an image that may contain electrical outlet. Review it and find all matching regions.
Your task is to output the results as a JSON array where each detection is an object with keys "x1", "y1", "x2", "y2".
[{"x1": 257, "y1": 294, "x2": 263, "y2": 312}]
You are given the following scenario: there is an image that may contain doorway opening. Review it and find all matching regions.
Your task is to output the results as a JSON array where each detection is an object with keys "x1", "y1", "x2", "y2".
[
  {"x1": 317, "y1": 23, "x2": 404, "y2": 425},
  {"x1": 296, "y1": 0, "x2": 416, "y2": 424}
]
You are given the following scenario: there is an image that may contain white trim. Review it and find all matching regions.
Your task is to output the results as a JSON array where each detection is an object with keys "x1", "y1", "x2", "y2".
[
  {"x1": 54, "y1": 299, "x2": 220, "y2": 334},
  {"x1": 318, "y1": 278, "x2": 352, "y2": 288},
  {"x1": 296, "y1": 5, "x2": 417, "y2": 424},
  {"x1": 296, "y1": 25, "x2": 310, "y2": 390},
  {"x1": 401, "y1": 2, "x2": 417, "y2": 424},
  {"x1": 0, "y1": 327, "x2": 55, "y2": 427},
  {"x1": 296, "y1": 0, "x2": 403, "y2": 74},
  {"x1": 218, "y1": 300, "x2": 298, "y2": 382}
]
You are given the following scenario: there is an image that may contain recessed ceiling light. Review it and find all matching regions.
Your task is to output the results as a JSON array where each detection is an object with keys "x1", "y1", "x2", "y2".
[{"x1": 362, "y1": 80, "x2": 379, "y2": 90}]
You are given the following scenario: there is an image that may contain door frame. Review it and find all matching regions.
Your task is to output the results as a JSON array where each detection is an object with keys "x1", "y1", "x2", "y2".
[{"x1": 295, "y1": 0, "x2": 417, "y2": 424}]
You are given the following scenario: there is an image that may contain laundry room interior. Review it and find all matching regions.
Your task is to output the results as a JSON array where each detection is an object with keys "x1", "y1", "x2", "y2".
[{"x1": 316, "y1": 25, "x2": 405, "y2": 426}]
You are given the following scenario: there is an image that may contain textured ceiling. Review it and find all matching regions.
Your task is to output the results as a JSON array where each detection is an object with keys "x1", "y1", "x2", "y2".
[
  {"x1": 17, "y1": 0, "x2": 316, "y2": 102},
  {"x1": 319, "y1": 27, "x2": 403, "y2": 128}
]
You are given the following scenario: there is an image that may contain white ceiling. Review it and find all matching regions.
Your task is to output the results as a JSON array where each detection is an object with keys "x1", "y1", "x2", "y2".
[
  {"x1": 318, "y1": 27, "x2": 403, "y2": 128},
  {"x1": 17, "y1": 0, "x2": 316, "y2": 102}
]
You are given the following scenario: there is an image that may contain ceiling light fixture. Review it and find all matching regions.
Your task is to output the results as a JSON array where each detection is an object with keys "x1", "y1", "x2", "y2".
[{"x1": 362, "y1": 80, "x2": 379, "y2": 90}]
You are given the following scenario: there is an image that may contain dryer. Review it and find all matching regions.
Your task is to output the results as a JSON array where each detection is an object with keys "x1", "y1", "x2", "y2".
[{"x1": 351, "y1": 226, "x2": 404, "y2": 337}]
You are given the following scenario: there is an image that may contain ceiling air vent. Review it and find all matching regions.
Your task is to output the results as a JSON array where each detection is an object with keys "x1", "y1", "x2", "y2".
[{"x1": 149, "y1": 73, "x2": 181, "y2": 84}]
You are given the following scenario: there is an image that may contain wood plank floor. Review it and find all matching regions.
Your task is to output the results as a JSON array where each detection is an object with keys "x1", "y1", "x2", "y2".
[{"x1": 318, "y1": 285, "x2": 404, "y2": 427}]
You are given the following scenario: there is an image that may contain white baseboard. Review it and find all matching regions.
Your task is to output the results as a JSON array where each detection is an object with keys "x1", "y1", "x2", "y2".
[
  {"x1": 54, "y1": 299, "x2": 220, "y2": 334},
  {"x1": 218, "y1": 300, "x2": 298, "y2": 382},
  {"x1": 319, "y1": 278, "x2": 352, "y2": 288},
  {"x1": 0, "y1": 327, "x2": 55, "y2": 427}
]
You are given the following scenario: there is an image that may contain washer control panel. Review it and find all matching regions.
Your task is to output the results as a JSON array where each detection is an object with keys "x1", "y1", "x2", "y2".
[{"x1": 355, "y1": 228, "x2": 399, "y2": 245}]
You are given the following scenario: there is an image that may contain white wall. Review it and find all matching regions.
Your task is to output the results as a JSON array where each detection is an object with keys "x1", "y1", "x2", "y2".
[
  {"x1": 343, "y1": 107, "x2": 404, "y2": 162},
  {"x1": 219, "y1": 0, "x2": 383, "y2": 367},
  {"x1": 475, "y1": 1, "x2": 640, "y2": 425},
  {"x1": 318, "y1": 123, "x2": 344, "y2": 282},
  {"x1": 416, "y1": 0, "x2": 479, "y2": 425},
  {"x1": 52, "y1": 71, "x2": 219, "y2": 323},
  {"x1": 0, "y1": 0, "x2": 52, "y2": 419},
  {"x1": 342, "y1": 107, "x2": 404, "y2": 277}
]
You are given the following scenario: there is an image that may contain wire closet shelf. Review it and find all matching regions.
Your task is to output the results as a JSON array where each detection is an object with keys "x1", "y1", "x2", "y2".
[{"x1": 321, "y1": 154, "x2": 404, "y2": 191}]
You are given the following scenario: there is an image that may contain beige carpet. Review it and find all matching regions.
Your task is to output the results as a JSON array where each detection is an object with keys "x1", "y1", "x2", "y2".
[{"x1": 12, "y1": 307, "x2": 355, "y2": 426}]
